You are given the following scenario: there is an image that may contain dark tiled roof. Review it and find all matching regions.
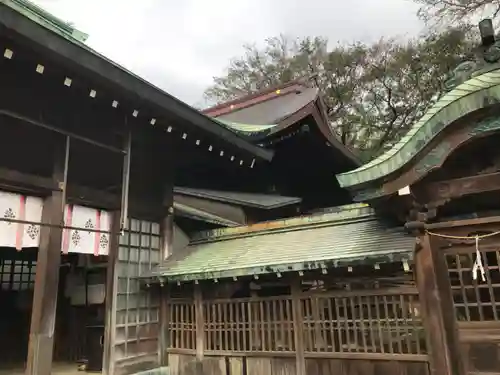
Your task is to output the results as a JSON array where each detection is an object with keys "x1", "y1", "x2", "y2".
[{"x1": 174, "y1": 187, "x2": 301, "y2": 209}]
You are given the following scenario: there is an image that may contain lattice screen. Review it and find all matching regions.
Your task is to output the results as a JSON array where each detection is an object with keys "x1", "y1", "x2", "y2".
[
  {"x1": 168, "y1": 290, "x2": 426, "y2": 357},
  {"x1": 0, "y1": 258, "x2": 36, "y2": 291},
  {"x1": 113, "y1": 218, "x2": 161, "y2": 369},
  {"x1": 446, "y1": 250, "x2": 500, "y2": 321}
]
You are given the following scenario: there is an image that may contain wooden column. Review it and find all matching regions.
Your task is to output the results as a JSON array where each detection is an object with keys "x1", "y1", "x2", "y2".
[
  {"x1": 26, "y1": 136, "x2": 70, "y2": 375},
  {"x1": 103, "y1": 128, "x2": 131, "y2": 375},
  {"x1": 102, "y1": 211, "x2": 121, "y2": 375},
  {"x1": 159, "y1": 287, "x2": 170, "y2": 366},
  {"x1": 291, "y1": 279, "x2": 306, "y2": 375},
  {"x1": 160, "y1": 209, "x2": 174, "y2": 260},
  {"x1": 415, "y1": 232, "x2": 466, "y2": 375},
  {"x1": 159, "y1": 187, "x2": 173, "y2": 365},
  {"x1": 194, "y1": 285, "x2": 205, "y2": 362}
]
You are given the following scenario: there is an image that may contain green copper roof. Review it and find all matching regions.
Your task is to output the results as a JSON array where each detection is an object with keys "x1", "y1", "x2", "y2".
[
  {"x1": 5, "y1": 0, "x2": 88, "y2": 42},
  {"x1": 216, "y1": 119, "x2": 277, "y2": 134},
  {"x1": 146, "y1": 217, "x2": 414, "y2": 283},
  {"x1": 336, "y1": 66, "x2": 500, "y2": 188},
  {"x1": 143, "y1": 204, "x2": 414, "y2": 283}
]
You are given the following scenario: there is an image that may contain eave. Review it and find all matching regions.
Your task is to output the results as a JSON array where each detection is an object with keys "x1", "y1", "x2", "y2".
[
  {"x1": 0, "y1": 0, "x2": 273, "y2": 162},
  {"x1": 210, "y1": 87, "x2": 360, "y2": 167},
  {"x1": 336, "y1": 65, "x2": 500, "y2": 190}
]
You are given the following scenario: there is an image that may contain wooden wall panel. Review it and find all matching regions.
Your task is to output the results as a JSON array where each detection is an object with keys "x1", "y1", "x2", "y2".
[
  {"x1": 460, "y1": 341, "x2": 500, "y2": 374},
  {"x1": 247, "y1": 357, "x2": 272, "y2": 375},
  {"x1": 201, "y1": 357, "x2": 227, "y2": 375},
  {"x1": 229, "y1": 357, "x2": 244, "y2": 375},
  {"x1": 167, "y1": 353, "x2": 196, "y2": 375},
  {"x1": 306, "y1": 359, "x2": 429, "y2": 375}
]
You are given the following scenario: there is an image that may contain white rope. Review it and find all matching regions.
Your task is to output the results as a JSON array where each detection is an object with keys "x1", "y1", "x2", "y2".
[
  {"x1": 426, "y1": 230, "x2": 490, "y2": 282},
  {"x1": 472, "y1": 235, "x2": 486, "y2": 282}
]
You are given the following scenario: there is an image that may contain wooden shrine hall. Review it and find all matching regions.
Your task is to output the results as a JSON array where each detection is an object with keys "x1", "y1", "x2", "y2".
[
  {"x1": 142, "y1": 19, "x2": 500, "y2": 375},
  {"x1": 5, "y1": 0, "x2": 500, "y2": 375},
  {"x1": 0, "y1": 1, "x2": 273, "y2": 375}
]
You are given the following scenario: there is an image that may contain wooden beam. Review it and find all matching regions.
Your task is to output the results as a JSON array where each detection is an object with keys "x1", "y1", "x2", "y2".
[
  {"x1": 67, "y1": 185, "x2": 162, "y2": 220},
  {"x1": 0, "y1": 166, "x2": 161, "y2": 219},
  {"x1": 425, "y1": 216, "x2": 500, "y2": 230},
  {"x1": 423, "y1": 171, "x2": 500, "y2": 201},
  {"x1": 25, "y1": 136, "x2": 70, "y2": 375},
  {"x1": 414, "y1": 233, "x2": 466, "y2": 375},
  {"x1": 0, "y1": 166, "x2": 58, "y2": 192}
]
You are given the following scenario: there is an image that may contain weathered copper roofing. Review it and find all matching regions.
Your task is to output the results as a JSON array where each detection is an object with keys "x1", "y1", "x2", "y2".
[
  {"x1": 0, "y1": 0, "x2": 273, "y2": 161},
  {"x1": 174, "y1": 187, "x2": 302, "y2": 209},
  {"x1": 205, "y1": 83, "x2": 360, "y2": 166},
  {"x1": 144, "y1": 203, "x2": 414, "y2": 282},
  {"x1": 7, "y1": 0, "x2": 88, "y2": 42},
  {"x1": 336, "y1": 65, "x2": 500, "y2": 189}
]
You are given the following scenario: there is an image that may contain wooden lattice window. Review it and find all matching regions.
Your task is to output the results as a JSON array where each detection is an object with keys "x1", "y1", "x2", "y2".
[
  {"x1": 203, "y1": 297, "x2": 294, "y2": 352},
  {"x1": 168, "y1": 299, "x2": 195, "y2": 350},
  {"x1": 168, "y1": 287, "x2": 425, "y2": 357},
  {"x1": 0, "y1": 259, "x2": 36, "y2": 291},
  {"x1": 446, "y1": 250, "x2": 500, "y2": 321},
  {"x1": 114, "y1": 218, "x2": 161, "y2": 361},
  {"x1": 301, "y1": 290, "x2": 426, "y2": 355}
]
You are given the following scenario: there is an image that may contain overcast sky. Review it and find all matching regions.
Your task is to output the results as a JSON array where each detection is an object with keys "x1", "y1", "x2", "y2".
[{"x1": 32, "y1": 0, "x2": 423, "y2": 107}]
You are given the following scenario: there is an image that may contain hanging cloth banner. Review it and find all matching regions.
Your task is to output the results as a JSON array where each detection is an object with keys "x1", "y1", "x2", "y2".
[
  {"x1": 62, "y1": 204, "x2": 111, "y2": 256},
  {"x1": 0, "y1": 190, "x2": 111, "y2": 255},
  {"x1": 0, "y1": 191, "x2": 43, "y2": 249}
]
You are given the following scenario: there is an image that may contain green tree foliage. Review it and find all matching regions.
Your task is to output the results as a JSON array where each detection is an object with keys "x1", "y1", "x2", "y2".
[
  {"x1": 413, "y1": 0, "x2": 500, "y2": 26},
  {"x1": 204, "y1": 29, "x2": 473, "y2": 159}
]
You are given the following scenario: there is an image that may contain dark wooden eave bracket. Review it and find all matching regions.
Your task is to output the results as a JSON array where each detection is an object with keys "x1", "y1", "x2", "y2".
[{"x1": 421, "y1": 171, "x2": 500, "y2": 201}]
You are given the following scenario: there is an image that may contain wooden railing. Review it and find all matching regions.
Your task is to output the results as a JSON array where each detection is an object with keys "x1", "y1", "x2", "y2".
[{"x1": 166, "y1": 287, "x2": 427, "y2": 360}]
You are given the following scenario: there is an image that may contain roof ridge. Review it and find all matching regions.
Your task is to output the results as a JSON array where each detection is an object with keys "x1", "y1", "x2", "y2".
[
  {"x1": 202, "y1": 80, "x2": 306, "y2": 115},
  {"x1": 189, "y1": 215, "x2": 377, "y2": 245},
  {"x1": 190, "y1": 204, "x2": 374, "y2": 243}
]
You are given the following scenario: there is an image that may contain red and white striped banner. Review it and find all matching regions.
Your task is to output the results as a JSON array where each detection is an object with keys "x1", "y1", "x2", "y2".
[
  {"x1": 62, "y1": 204, "x2": 111, "y2": 256},
  {"x1": 0, "y1": 191, "x2": 43, "y2": 249},
  {"x1": 0, "y1": 190, "x2": 111, "y2": 255}
]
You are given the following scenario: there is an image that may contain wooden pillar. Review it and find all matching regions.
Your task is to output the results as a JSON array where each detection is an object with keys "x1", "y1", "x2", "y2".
[
  {"x1": 291, "y1": 279, "x2": 306, "y2": 375},
  {"x1": 160, "y1": 209, "x2": 174, "y2": 260},
  {"x1": 194, "y1": 285, "x2": 204, "y2": 361},
  {"x1": 250, "y1": 290, "x2": 261, "y2": 349},
  {"x1": 159, "y1": 287, "x2": 170, "y2": 366},
  {"x1": 26, "y1": 136, "x2": 70, "y2": 375},
  {"x1": 415, "y1": 233, "x2": 466, "y2": 375},
  {"x1": 102, "y1": 211, "x2": 121, "y2": 375},
  {"x1": 103, "y1": 128, "x2": 131, "y2": 375},
  {"x1": 159, "y1": 188, "x2": 173, "y2": 365}
]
